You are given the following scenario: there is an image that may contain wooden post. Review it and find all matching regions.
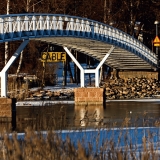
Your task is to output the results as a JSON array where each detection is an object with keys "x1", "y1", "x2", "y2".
[
  {"x1": 67, "y1": 60, "x2": 74, "y2": 83},
  {"x1": 63, "y1": 61, "x2": 67, "y2": 86},
  {"x1": 74, "y1": 50, "x2": 77, "y2": 83},
  {"x1": 42, "y1": 62, "x2": 46, "y2": 87},
  {"x1": 88, "y1": 56, "x2": 91, "y2": 86}
]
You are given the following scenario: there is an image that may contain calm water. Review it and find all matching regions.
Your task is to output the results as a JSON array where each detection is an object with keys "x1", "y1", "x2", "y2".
[{"x1": 12, "y1": 100, "x2": 160, "y2": 132}]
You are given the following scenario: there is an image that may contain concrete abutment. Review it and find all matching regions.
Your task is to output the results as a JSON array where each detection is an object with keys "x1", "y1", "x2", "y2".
[
  {"x1": 111, "y1": 70, "x2": 158, "y2": 80},
  {"x1": 74, "y1": 88, "x2": 105, "y2": 105},
  {"x1": 0, "y1": 98, "x2": 16, "y2": 131}
]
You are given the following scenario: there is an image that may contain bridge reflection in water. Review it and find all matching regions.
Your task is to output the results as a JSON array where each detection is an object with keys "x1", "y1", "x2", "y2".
[
  {"x1": 0, "y1": 100, "x2": 159, "y2": 132},
  {"x1": 74, "y1": 105, "x2": 104, "y2": 127}
]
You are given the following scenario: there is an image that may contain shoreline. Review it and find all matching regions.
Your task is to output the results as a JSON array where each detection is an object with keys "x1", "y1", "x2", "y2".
[{"x1": 16, "y1": 98, "x2": 160, "y2": 106}]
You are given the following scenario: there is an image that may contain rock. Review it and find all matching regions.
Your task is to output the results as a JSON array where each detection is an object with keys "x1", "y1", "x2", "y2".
[{"x1": 104, "y1": 77, "x2": 160, "y2": 100}]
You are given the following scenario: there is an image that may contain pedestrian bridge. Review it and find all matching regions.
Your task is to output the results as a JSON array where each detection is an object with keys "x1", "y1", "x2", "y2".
[{"x1": 0, "y1": 13, "x2": 158, "y2": 97}]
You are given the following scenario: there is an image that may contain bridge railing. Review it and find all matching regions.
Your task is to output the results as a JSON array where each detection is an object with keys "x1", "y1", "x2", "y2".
[{"x1": 0, "y1": 14, "x2": 157, "y2": 66}]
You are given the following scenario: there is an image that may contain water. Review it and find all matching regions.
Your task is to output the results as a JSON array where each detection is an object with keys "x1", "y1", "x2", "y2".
[{"x1": 14, "y1": 100, "x2": 160, "y2": 132}]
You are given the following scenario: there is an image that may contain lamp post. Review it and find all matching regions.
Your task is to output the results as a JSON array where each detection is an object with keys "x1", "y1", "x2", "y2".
[
  {"x1": 154, "y1": 21, "x2": 159, "y2": 56},
  {"x1": 154, "y1": 20, "x2": 160, "y2": 80}
]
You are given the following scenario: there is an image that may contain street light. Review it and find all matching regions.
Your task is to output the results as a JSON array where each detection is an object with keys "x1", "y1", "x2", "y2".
[
  {"x1": 154, "y1": 20, "x2": 160, "y2": 80},
  {"x1": 154, "y1": 20, "x2": 159, "y2": 56}
]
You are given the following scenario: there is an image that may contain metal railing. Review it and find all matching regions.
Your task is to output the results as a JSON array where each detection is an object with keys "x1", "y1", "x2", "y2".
[{"x1": 0, "y1": 13, "x2": 157, "y2": 67}]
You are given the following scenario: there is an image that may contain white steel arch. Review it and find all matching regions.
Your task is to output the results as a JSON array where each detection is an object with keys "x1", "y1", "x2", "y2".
[
  {"x1": 0, "y1": 13, "x2": 158, "y2": 97},
  {"x1": 0, "y1": 13, "x2": 157, "y2": 68}
]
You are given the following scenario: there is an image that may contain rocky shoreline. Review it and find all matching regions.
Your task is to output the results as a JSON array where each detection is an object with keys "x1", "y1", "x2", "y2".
[
  {"x1": 104, "y1": 77, "x2": 160, "y2": 100},
  {"x1": 8, "y1": 77, "x2": 160, "y2": 101}
]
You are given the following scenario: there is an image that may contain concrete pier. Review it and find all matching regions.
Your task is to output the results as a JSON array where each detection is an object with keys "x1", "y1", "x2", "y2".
[
  {"x1": 0, "y1": 98, "x2": 16, "y2": 130},
  {"x1": 115, "y1": 71, "x2": 158, "y2": 80},
  {"x1": 74, "y1": 88, "x2": 105, "y2": 105}
]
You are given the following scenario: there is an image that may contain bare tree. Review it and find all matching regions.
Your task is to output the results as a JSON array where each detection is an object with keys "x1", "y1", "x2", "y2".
[
  {"x1": 16, "y1": 0, "x2": 44, "y2": 75},
  {"x1": 0, "y1": 0, "x2": 159, "y2": 75},
  {"x1": 5, "y1": 0, "x2": 9, "y2": 65},
  {"x1": 16, "y1": 0, "x2": 31, "y2": 75}
]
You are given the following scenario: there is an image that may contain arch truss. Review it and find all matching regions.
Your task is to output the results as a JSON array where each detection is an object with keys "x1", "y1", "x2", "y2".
[{"x1": 0, "y1": 13, "x2": 158, "y2": 97}]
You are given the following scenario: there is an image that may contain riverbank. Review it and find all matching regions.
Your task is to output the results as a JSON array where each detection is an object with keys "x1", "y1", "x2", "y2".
[
  {"x1": 1, "y1": 127, "x2": 160, "y2": 159},
  {"x1": 16, "y1": 98, "x2": 160, "y2": 106},
  {"x1": 8, "y1": 77, "x2": 160, "y2": 101}
]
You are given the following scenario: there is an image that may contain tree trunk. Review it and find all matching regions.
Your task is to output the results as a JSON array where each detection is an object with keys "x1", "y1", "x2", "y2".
[
  {"x1": 5, "y1": 0, "x2": 10, "y2": 65},
  {"x1": 16, "y1": 51, "x2": 23, "y2": 75},
  {"x1": 16, "y1": 0, "x2": 31, "y2": 75}
]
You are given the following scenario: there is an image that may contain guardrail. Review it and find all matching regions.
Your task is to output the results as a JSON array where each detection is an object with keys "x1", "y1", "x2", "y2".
[{"x1": 0, "y1": 13, "x2": 157, "y2": 67}]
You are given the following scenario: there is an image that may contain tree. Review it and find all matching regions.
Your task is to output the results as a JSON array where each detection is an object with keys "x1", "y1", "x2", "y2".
[
  {"x1": 5, "y1": 0, "x2": 9, "y2": 65},
  {"x1": 0, "y1": 0, "x2": 160, "y2": 74}
]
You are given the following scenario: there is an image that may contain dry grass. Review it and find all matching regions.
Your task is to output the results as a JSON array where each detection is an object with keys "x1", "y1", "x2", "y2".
[
  {"x1": 0, "y1": 106, "x2": 159, "y2": 160},
  {"x1": 0, "y1": 126, "x2": 159, "y2": 160}
]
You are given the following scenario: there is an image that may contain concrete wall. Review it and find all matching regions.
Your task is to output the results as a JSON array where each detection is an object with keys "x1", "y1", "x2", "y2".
[
  {"x1": 0, "y1": 98, "x2": 13, "y2": 118},
  {"x1": 111, "y1": 71, "x2": 158, "y2": 80},
  {"x1": 74, "y1": 88, "x2": 104, "y2": 105},
  {"x1": 0, "y1": 98, "x2": 16, "y2": 131}
]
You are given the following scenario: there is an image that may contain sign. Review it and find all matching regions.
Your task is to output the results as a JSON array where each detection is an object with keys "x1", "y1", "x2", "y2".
[
  {"x1": 154, "y1": 43, "x2": 160, "y2": 47},
  {"x1": 153, "y1": 36, "x2": 160, "y2": 47},
  {"x1": 41, "y1": 52, "x2": 66, "y2": 62}
]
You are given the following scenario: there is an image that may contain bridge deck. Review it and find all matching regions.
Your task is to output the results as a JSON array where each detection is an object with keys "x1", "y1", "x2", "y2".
[
  {"x1": 37, "y1": 37, "x2": 155, "y2": 70},
  {"x1": 0, "y1": 14, "x2": 157, "y2": 71}
]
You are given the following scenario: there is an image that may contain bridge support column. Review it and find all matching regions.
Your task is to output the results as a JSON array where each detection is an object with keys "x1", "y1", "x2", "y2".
[
  {"x1": 63, "y1": 47, "x2": 85, "y2": 87},
  {"x1": 74, "y1": 87, "x2": 104, "y2": 105},
  {"x1": 95, "y1": 46, "x2": 115, "y2": 86},
  {"x1": 95, "y1": 70, "x2": 99, "y2": 87},
  {"x1": 0, "y1": 40, "x2": 29, "y2": 97},
  {"x1": 64, "y1": 46, "x2": 115, "y2": 87}
]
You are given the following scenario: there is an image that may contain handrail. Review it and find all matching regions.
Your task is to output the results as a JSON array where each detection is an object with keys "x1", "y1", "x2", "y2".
[{"x1": 0, "y1": 13, "x2": 157, "y2": 67}]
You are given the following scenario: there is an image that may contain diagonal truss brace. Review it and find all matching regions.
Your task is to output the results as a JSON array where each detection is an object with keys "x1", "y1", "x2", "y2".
[
  {"x1": 0, "y1": 40, "x2": 29, "y2": 97},
  {"x1": 63, "y1": 46, "x2": 115, "y2": 87}
]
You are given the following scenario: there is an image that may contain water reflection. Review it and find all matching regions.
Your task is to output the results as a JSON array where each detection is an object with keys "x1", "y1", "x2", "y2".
[
  {"x1": 104, "y1": 101, "x2": 160, "y2": 127},
  {"x1": 1, "y1": 101, "x2": 160, "y2": 132},
  {"x1": 74, "y1": 105, "x2": 104, "y2": 127}
]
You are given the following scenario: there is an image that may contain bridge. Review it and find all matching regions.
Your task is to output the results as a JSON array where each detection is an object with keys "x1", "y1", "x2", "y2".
[{"x1": 0, "y1": 13, "x2": 158, "y2": 97}]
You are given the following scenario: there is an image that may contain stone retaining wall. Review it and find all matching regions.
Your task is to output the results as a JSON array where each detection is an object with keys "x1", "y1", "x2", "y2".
[
  {"x1": 0, "y1": 98, "x2": 12, "y2": 118},
  {"x1": 74, "y1": 88, "x2": 104, "y2": 105},
  {"x1": 111, "y1": 71, "x2": 158, "y2": 80},
  {"x1": 0, "y1": 98, "x2": 16, "y2": 130}
]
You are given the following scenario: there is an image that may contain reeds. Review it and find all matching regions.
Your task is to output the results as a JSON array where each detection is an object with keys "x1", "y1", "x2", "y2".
[
  {"x1": 0, "y1": 127, "x2": 159, "y2": 160},
  {"x1": 0, "y1": 106, "x2": 159, "y2": 160}
]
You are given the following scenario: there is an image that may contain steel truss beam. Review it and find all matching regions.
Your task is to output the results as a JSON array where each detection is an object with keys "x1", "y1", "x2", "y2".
[{"x1": 63, "y1": 46, "x2": 115, "y2": 87}]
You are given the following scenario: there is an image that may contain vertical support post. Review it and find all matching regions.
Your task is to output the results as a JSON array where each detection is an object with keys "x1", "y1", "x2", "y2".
[
  {"x1": 42, "y1": 62, "x2": 45, "y2": 87},
  {"x1": 64, "y1": 46, "x2": 114, "y2": 88},
  {"x1": 63, "y1": 61, "x2": 67, "y2": 86},
  {"x1": 87, "y1": 56, "x2": 91, "y2": 86},
  {"x1": 63, "y1": 47, "x2": 85, "y2": 87},
  {"x1": 99, "y1": 66, "x2": 103, "y2": 82},
  {"x1": 81, "y1": 69, "x2": 85, "y2": 87},
  {"x1": 67, "y1": 54, "x2": 74, "y2": 83},
  {"x1": 77, "y1": 66, "x2": 80, "y2": 85},
  {"x1": 95, "y1": 69, "x2": 99, "y2": 87},
  {"x1": 12, "y1": 98, "x2": 16, "y2": 131},
  {"x1": 154, "y1": 21, "x2": 159, "y2": 81},
  {"x1": 74, "y1": 51, "x2": 77, "y2": 83},
  {"x1": 156, "y1": 23, "x2": 158, "y2": 56},
  {"x1": 157, "y1": 25, "x2": 160, "y2": 81},
  {"x1": 1, "y1": 72, "x2": 7, "y2": 97},
  {"x1": 75, "y1": 50, "x2": 78, "y2": 84},
  {"x1": 95, "y1": 46, "x2": 115, "y2": 87}
]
